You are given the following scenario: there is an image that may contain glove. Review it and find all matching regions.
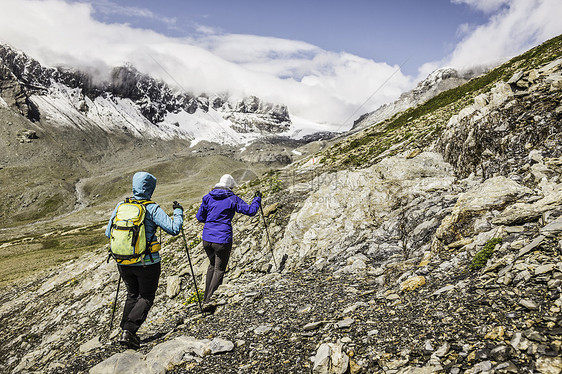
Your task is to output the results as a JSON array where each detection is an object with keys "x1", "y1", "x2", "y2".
[
  {"x1": 254, "y1": 190, "x2": 262, "y2": 198},
  {"x1": 173, "y1": 201, "x2": 183, "y2": 210}
]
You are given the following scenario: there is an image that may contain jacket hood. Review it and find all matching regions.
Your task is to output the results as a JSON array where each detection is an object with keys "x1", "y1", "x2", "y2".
[
  {"x1": 214, "y1": 174, "x2": 236, "y2": 190},
  {"x1": 209, "y1": 188, "x2": 234, "y2": 200},
  {"x1": 132, "y1": 172, "x2": 157, "y2": 200}
]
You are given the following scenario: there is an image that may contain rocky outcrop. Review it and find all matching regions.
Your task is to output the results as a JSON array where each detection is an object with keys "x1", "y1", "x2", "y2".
[
  {"x1": 436, "y1": 57, "x2": 562, "y2": 181},
  {"x1": 0, "y1": 63, "x2": 40, "y2": 121},
  {"x1": 277, "y1": 152, "x2": 456, "y2": 271}
]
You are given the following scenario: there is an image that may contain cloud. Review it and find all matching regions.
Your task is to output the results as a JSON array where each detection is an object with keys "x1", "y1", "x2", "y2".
[
  {"x1": 0, "y1": 0, "x2": 412, "y2": 129},
  {"x1": 420, "y1": 0, "x2": 562, "y2": 77},
  {"x1": 451, "y1": 0, "x2": 509, "y2": 14},
  {"x1": 87, "y1": 0, "x2": 178, "y2": 27}
]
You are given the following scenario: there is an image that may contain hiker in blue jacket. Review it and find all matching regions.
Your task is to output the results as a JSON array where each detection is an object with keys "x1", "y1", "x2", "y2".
[
  {"x1": 196, "y1": 174, "x2": 261, "y2": 311},
  {"x1": 105, "y1": 171, "x2": 183, "y2": 349}
]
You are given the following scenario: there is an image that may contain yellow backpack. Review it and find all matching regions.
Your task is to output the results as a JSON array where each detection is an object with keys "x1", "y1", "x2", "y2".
[{"x1": 109, "y1": 198, "x2": 160, "y2": 265}]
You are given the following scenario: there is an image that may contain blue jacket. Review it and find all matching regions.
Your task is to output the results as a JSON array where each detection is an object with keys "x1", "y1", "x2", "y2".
[
  {"x1": 196, "y1": 188, "x2": 261, "y2": 244},
  {"x1": 105, "y1": 172, "x2": 183, "y2": 265}
]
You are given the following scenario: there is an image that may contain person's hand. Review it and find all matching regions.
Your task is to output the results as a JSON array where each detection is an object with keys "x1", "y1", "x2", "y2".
[
  {"x1": 254, "y1": 191, "x2": 262, "y2": 198},
  {"x1": 173, "y1": 201, "x2": 183, "y2": 210}
]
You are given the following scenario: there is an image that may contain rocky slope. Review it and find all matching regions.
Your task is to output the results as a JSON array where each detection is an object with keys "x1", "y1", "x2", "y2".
[
  {"x1": 350, "y1": 67, "x2": 484, "y2": 134},
  {"x1": 1, "y1": 35, "x2": 562, "y2": 374}
]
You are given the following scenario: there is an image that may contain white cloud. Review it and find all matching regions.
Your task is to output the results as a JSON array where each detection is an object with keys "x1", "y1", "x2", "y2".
[
  {"x1": 451, "y1": 0, "x2": 509, "y2": 14},
  {"x1": 0, "y1": 0, "x2": 412, "y2": 130},
  {"x1": 426, "y1": 0, "x2": 562, "y2": 77}
]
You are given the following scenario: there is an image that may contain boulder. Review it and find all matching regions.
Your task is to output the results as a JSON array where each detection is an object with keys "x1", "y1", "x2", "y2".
[
  {"x1": 436, "y1": 176, "x2": 531, "y2": 243},
  {"x1": 166, "y1": 276, "x2": 181, "y2": 299},
  {"x1": 312, "y1": 343, "x2": 349, "y2": 374}
]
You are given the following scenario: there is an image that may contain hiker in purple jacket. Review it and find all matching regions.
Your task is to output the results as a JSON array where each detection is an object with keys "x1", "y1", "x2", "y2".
[{"x1": 196, "y1": 174, "x2": 261, "y2": 311}]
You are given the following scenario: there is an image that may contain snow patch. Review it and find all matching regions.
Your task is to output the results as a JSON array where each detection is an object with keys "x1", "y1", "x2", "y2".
[
  {"x1": 283, "y1": 115, "x2": 343, "y2": 139},
  {"x1": 0, "y1": 96, "x2": 7, "y2": 108},
  {"x1": 157, "y1": 108, "x2": 260, "y2": 146}
]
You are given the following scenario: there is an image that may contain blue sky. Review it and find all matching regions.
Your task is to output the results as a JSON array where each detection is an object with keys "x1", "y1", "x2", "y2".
[{"x1": 0, "y1": 0, "x2": 561, "y2": 129}]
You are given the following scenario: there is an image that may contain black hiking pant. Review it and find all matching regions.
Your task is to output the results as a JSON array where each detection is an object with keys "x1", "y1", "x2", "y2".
[
  {"x1": 203, "y1": 240, "x2": 232, "y2": 303},
  {"x1": 118, "y1": 262, "x2": 161, "y2": 334}
]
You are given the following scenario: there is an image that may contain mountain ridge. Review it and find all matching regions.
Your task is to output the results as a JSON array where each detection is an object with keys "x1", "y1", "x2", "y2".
[{"x1": 0, "y1": 43, "x2": 297, "y2": 145}]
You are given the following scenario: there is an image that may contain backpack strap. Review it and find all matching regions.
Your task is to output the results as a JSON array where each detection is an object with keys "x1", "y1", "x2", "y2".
[{"x1": 127, "y1": 198, "x2": 155, "y2": 205}]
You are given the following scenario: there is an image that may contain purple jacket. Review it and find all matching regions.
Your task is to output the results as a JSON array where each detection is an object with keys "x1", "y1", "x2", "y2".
[{"x1": 196, "y1": 188, "x2": 261, "y2": 243}]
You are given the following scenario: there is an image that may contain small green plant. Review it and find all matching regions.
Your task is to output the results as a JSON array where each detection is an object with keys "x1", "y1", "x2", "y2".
[
  {"x1": 23, "y1": 333, "x2": 39, "y2": 343},
  {"x1": 184, "y1": 290, "x2": 204, "y2": 305},
  {"x1": 470, "y1": 238, "x2": 502, "y2": 270},
  {"x1": 187, "y1": 237, "x2": 201, "y2": 250},
  {"x1": 108, "y1": 301, "x2": 117, "y2": 313},
  {"x1": 269, "y1": 173, "x2": 282, "y2": 193}
]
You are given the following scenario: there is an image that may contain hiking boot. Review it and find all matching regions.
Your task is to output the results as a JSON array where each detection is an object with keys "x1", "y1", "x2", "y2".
[{"x1": 118, "y1": 330, "x2": 140, "y2": 349}]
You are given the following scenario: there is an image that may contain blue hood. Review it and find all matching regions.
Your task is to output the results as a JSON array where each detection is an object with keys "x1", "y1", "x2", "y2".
[
  {"x1": 209, "y1": 188, "x2": 234, "y2": 200},
  {"x1": 132, "y1": 172, "x2": 156, "y2": 200}
]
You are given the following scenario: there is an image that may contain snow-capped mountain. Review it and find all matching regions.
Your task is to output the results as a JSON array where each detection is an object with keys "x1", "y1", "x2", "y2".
[
  {"x1": 351, "y1": 67, "x2": 486, "y2": 132},
  {"x1": 0, "y1": 44, "x2": 309, "y2": 145}
]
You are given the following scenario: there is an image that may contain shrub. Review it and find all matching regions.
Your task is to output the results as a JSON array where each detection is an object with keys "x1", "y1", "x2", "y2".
[
  {"x1": 185, "y1": 290, "x2": 204, "y2": 305},
  {"x1": 470, "y1": 238, "x2": 503, "y2": 270},
  {"x1": 269, "y1": 173, "x2": 283, "y2": 193}
]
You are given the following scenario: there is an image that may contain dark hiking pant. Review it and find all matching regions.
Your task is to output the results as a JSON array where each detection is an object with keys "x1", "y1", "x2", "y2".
[
  {"x1": 118, "y1": 262, "x2": 161, "y2": 334},
  {"x1": 203, "y1": 240, "x2": 232, "y2": 303}
]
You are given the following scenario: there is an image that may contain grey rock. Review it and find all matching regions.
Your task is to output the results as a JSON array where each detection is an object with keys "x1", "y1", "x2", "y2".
[
  {"x1": 535, "y1": 356, "x2": 562, "y2": 374},
  {"x1": 304, "y1": 322, "x2": 324, "y2": 331},
  {"x1": 209, "y1": 338, "x2": 234, "y2": 354},
  {"x1": 166, "y1": 275, "x2": 182, "y2": 299},
  {"x1": 253, "y1": 325, "x2": 273, "y2": 335},
  {"x1": 433, "y1": 284, "x2": 455, "y2": 296},
  {"x1": 505, "y1": 226, "x2": 525, "y2": 233},
  {"x1": 471, "y1": 360, "x2": 492, "y2": 373},
  {"x1": 510, "y1": 332, "x2": 531, "y2": 351},
  {"x1": 79, "y1": 336, "x2": 101, "y2": 353},
  {"x1": 519, "y1": 299, "x2": 539, "y2": 310},
  {"x1": 524, "y1": 330, "x2": 547, "y2": 342},
  {"x1": 495, "y1": 361, "x2": 520, "y2": 373},
  {"x1": 335, "y1": 318, "x2": 355, "y2": 329},
  {"x1": 518, "y1": 236, "x2": 545, "y2": 258},
  {"x1": 434, "y1": 342, "x2": 450, "y2": 357},
  {"x1": 89, "y1": 351, "x2": 149, "y2": 374},
  {"x1": 540, "y1": 215, "x2": 562, "y2": 236},
  {"x1": 535, "y1": 264, "x2": 555, "y2": 275},
  {"x1": 312, "y1": 343, "x2": 349, "y2": 374},
  {"x1": 342, "y1": 302, "x2": 369, "y2": 314},
  {"x1": 490, "y1": 345, "x2": 511, "y2": 361},
  {"x1": 145, "y1": 336, "x2": 211, "y2": 362}
]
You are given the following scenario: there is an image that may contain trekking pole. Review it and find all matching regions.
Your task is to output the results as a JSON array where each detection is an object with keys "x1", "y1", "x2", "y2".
[
  {"x1": 259, "y1": 203, "x2": 278, "y2": 270},
  {"x1": 181, "y1": 228, "x2": 204, "y2": 314},
  {"x1": 109, "y1": 274, "x2": 121, "y2": 335}
]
